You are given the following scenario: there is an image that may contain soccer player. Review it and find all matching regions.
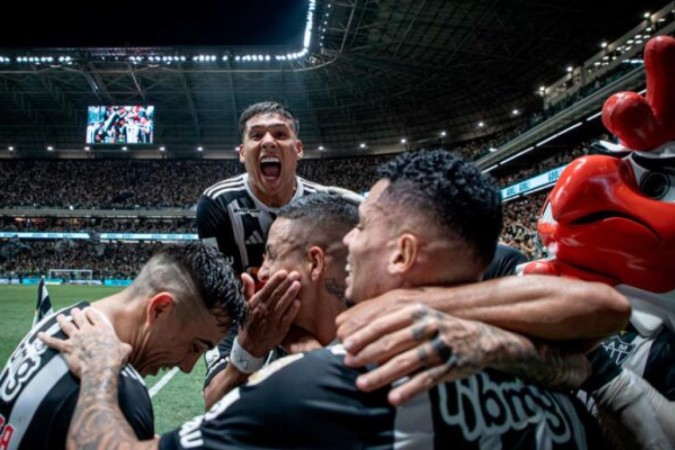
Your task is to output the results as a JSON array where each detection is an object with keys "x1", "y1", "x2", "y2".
[
  {"x1": 196, "y1": 101, "x2": 361, "y2": 407},
  {"x1": 49, "y1": 151, "x2": 610, "y2": 449},
  {"x1": 198, "y1": 102, "x2": 628, "y2": 411},
  {"x1": 0, "y1": 243, "x2": 245, "y2": 450}
]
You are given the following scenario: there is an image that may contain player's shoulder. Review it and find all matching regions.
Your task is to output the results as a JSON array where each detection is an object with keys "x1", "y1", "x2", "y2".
[
  {"x1": 300, "y1": 178, "x2": 364, "y2": 204},
  {"x1": 202, "y1": 174, "x2": 248, "y2": 199},
  {"x1": 244, "y1": 346, "x2": 349, "y2": 388}
]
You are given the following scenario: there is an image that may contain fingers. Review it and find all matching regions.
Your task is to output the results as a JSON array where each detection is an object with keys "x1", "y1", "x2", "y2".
[
  {"x1": 336, "y1": 295, "x2": 395, "y2": 338},
  {"x1": 240, "y1": 273, "x2": 256, "y2": 300},
  {"x1": 38, "y1": 332, "x2": 69, "y2": 352},
  {"x1": 70, "y1": 307, "x2": 96, "y2": 330},
  {"x1": 55, "y1": 313, "x2": 76, "y2": 336},
  {"x1": 343, "y1": 304, "x2": 429, "y2": 356},
  {"x1": 248, "y1": 270, "x2": 301, "y2": 318},
  {"x1": 387, "y1": 364, "x2": 453, "y2": 406},
  {"x1": 344, "y1": 324, "x2": 424, "y2": 368},
  {"x1": 238, "y1": 270, "x2": 302, "y2": 355},
  {"x1": 354, "y1": 346, "x2": 425, "y2": 392}
]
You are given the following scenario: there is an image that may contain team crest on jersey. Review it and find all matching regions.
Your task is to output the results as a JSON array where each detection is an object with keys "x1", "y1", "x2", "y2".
[
  {"x1": 247, "y1": 353, "x2": 304, "y2": 386},
  {"x1": 602, "y1": 335, "x2": 636, "y2": 365}
]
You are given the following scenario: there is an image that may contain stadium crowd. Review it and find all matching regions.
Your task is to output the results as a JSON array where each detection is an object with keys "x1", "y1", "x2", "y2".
[{"x1": 1, "y1": 136, "x2": 603, "y2": 277}]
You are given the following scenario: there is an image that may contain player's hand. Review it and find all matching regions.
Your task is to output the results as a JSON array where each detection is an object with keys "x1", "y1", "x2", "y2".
[
  {"x1": 336, "y1": 288, "x2": 416, "y2": 339},
  {"x1": 238, "y1": 270, "x2": 301, "y2": 357},
  {"x1": 341, "y1": 304, "x2": 537, "y2": 406},
  {"x1": 38, "y1": 307, "x2": 130, "y2": 378}
]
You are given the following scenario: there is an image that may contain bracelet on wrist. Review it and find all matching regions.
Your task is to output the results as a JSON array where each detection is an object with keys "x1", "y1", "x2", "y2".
[{"x1": 229, "y1": 337, "x2": 266, "y2": 374}]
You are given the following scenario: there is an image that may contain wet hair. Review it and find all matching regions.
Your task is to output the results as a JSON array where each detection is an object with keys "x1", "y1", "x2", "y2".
[
  {"x1": 376, "y1": 149, "x2": 503, "y2": 266},
  {"x1": 238, "y1": 101, "x2": 300, "y2": 138},
  {"x1": 277, "y1": 193, "x2": 358, "y2": 248},
  {"x1": 131, "y1": 242, "x2": 245, "y2": 330}
]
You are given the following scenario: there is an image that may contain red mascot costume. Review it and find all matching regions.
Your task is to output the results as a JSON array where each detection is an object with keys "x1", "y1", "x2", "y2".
[{"x1": 523, "y1": 35, "x2": 675, "y2": 337}]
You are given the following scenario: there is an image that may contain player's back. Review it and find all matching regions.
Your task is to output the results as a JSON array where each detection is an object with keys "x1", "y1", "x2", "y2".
[
  {"x1": 0, "y1": 303, "x2": 154, "y2": 450},
  {"x1": 162, "y1": 345, "x2": 608, "y2": 449}
]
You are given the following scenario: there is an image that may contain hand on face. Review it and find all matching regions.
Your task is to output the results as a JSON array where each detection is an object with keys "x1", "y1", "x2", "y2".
[
  {"x1": 238, "y1": 270, "x2": 302, "y2": 357},
  {"x1": 39, "y1": 307, "x2": 131, "y2": 378}
]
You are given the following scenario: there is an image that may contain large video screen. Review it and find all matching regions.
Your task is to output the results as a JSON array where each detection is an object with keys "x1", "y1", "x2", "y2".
[{"x1": 86, "y1": 106, "x2": 155, "y2": 144}]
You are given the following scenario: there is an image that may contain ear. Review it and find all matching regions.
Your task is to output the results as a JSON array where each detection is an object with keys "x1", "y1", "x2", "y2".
[
  {"x1": 308, "y1": 245, "x2": 325, "y2": 282},
  {"x1": 388, "y1": 233, "x2": 418, "y2": 275},
  {"x1": 238, "y1": 144, "x2": 246, "y2": 163},
  {"x1": 145, "y1": 292, "x2": 176, "y2": 325},
  {"x1": 295, "y1": 139, "x2": 304, "y2": 159}
]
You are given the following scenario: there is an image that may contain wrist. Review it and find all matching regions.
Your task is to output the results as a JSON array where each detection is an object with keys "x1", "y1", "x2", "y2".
[
  {"x1": 229, "y1": 336, "x2": 266, "y2": 374},
  {"x1": 237, "y1": 333, "x2": 267, "y2": 358}
]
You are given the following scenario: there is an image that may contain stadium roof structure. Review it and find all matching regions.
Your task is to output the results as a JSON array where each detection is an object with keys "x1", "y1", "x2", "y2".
[{"x1": 0, "y1": 0, "x2": 668, "y2": 160}]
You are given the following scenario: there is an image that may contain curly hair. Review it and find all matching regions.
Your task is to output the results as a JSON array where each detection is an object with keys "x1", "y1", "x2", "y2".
[{"x1": 376, "y1": 149, "x2": 502, "y2": 266}]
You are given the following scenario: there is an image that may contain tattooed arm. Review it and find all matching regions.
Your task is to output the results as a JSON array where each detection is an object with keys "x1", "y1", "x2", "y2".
[
  {"x1": 39, "y1": 308, "x2": 159, "y2": 450},
  {"x1": 336, "y1": 275, "x2": 630, "y2": 347},
  {"x1": 342, "y1": 304, "x2": 590, "y2": 405}
]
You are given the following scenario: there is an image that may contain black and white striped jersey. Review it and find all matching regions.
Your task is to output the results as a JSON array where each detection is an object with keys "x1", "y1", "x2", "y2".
[
  {"x1": 162, "y1": 346, "x2": 608, "y2": 450},
  {"x1": 0, "y1": 303, "x2": 154, "y2": 450},
  {"x1": 196, "y1": 173, "x2": 328, "y2": 275},
  {"x1": 197, "y1": 173, "x2": 363, "y2": 386},
  {"x1": 600, "y1": 326, "x2": 675, "y2": 400}
]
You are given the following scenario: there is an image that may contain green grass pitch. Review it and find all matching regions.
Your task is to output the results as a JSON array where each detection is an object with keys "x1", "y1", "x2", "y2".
[{"x1": 0, "y1": 284, "x2": 207, "y2": 434}]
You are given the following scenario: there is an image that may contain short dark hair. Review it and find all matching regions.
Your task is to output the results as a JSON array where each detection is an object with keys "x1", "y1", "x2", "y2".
[
  {"x1": 138, "y1": 242, "x2": 245, "y2": 329},
  {"x1": 238, "y1": 101, "x2": 300, "y2": 139},
  {"x1": 277, "y1": 193, "x2": 358, "y2": 229},
  {"x1": 376, "y1": 150, "x2": 502, "y2": 266}
]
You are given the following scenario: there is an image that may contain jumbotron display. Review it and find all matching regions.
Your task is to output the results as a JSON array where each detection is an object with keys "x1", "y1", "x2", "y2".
[{"x1": 86, "y1": 105, "x2": 155, "y2": 144}]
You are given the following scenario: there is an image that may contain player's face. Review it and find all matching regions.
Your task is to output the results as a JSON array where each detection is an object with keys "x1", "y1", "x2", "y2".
[
  {"x1": 239, "y1": 113, "x2": 304, "y2": 206},
  {"x1": 343, "y1": 180, "x2": 401, "y2": 303},
  {"x1": 135, "y1": 300, "x2": 226, "y2": 376},
  {"x1": 258, "y1": 218, "x2": 307, "y2": 284}
]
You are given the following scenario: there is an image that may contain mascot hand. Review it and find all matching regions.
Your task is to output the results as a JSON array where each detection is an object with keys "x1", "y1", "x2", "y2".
[{"x1": 602, "y1": 36, "x2": 675, "y2": 151}]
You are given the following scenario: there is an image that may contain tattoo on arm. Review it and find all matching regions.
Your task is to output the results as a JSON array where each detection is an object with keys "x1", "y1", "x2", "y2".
[
  {"x1": 411, "y1": 307, "x2": 589, "y2": 389},
  {"x1": 69, "y1": 369, "x2": 158, "y2": 449},
  {"x1": 486, "y1": 329, "x2": 590, "y2": 389}
]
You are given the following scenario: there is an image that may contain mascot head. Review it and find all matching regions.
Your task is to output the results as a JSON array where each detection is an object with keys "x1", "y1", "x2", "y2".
[{"x1": 525, "y1": 36, "x2": 675, "y2": 296}]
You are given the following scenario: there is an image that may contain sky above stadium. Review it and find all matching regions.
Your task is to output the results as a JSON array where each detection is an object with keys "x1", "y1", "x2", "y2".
[{"x1": 1, "y1": 0, "x2": 308, "y2": 47}]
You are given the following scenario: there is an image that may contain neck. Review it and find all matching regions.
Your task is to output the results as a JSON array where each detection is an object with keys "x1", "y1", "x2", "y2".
[
  {"x1": 293, "y1": 289, "x2": 345, "y2": 347},
  {"x1": 248, "y1": 176, "x2": 297, "y2": 208},
  {"x1": 90, "y1": 290, "x2": 145, "y2": 361}
]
